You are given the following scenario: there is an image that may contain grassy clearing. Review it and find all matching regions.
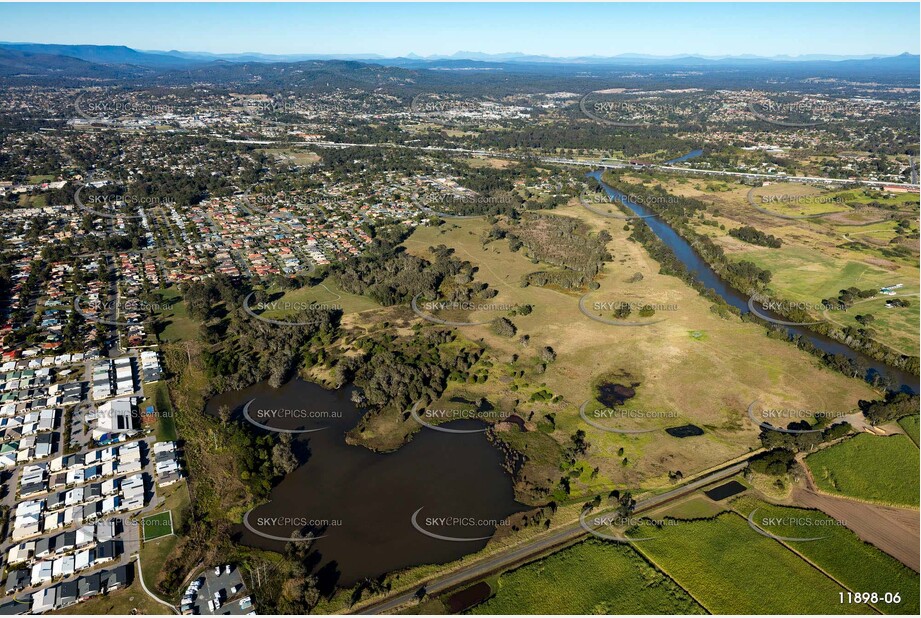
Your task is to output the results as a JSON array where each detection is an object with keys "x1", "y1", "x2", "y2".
[
  {"x1": 750, "y1": 184, "x2": 848, "y2": 217},
  {"x1": 258, "y1": 147, "x2": 321, "y2": 165},
  {"x1": 828, "y1": 295, "x2": 919, "y2": 355},
  {"x1": 265, "y1": 279, "x2": 380, "y2": 316},
  {"x1": 645, "y1": 176, "x2": 918, "y2": 356},
  {"x1": 742, "y1": 245, "x2": 911, "y2": 304},
  {"x1": 648, "y1": 495, "x2": 728, "y2": 520},
  {"x1": 731, "y1": 496, "x2": 920, "y2": 614},
  {"x1": 806, "y1": 433, "x2": 920, "y2": 506},
  {"x1": 139, "y1": 482, "x2": 190, "y2": 599},
  {"x1": 155, "y1": 287, "x2": 198, "y2": 343},
  {"x1": 630, "y1": 512, "x2": 873, "y2": 614},
  {"x1": 898, "y1": 415, "x2": 920, "y2": 447},
  {"x1": 401, "y1": 207, "x2": 876, "y2": 492},
  {"x1": 471, "y1": 538, "x2": 704, "y2": 614},
  {"x1": 141, "y1": 381, "x2": 177, "y2": 442}
]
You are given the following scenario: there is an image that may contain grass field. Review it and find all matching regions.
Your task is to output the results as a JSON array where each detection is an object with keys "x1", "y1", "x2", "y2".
[
  {"x1": 471, "y1": 539, "x2": 704, "y2": 614},
  {"x1": 264, "y1": 279, "x2": 380, "y2": 316},
  {"x1": 399, "y1": 205, "x2": 877, "y2": 492},
  {"x1": 806, "y1": 433, "x2": 920, "y2": 507},
  {"x1": 731, "y1": 496, "x2": 920, "y2": 614},
  {"x1": 749, "y1": 184, "x2": 848, "y2": 217},
  {"x1": 139, "y1": 482, "x2": 190, "y2": 599},
  {"x1": 142, "y1": 511, "x2": 174, "y2": 541},
  {"x1": 630, "y1": 512, "x2": 873, "y2": 614},
  {"x1": 141, "y1": 381, "x2": 177, "y2": 442},
  {"x1": 741, "y1": 246, "x2": 912, "y2": 305},
  {"x1": 898, "y1": 415, "x2": 920, "y2": 447},
  {"x1": 155, "y1": 287, "x2": 198, "y2": 343},
  {"x1": 827, "y1": 295, "x2": 920, "y2": 355},
  {"x1": 258, "y1": 147, "x2": 321, "y2": 165}
]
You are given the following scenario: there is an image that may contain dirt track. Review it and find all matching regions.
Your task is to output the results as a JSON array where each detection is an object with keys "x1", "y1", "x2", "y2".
[{"x1": 793, "y1": 487, "x2": 920, "y2": 572}]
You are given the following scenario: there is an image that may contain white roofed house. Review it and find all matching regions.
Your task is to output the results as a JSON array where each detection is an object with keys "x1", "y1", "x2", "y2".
[
  {"x1": 12, "y1": 499, "x2": 43, "y2": 540},
  {"x1": 31, "y1": 585, "x2": 57, "y2": 613},
  {"x1": 92, "y1": 397, "x2": 138, "y2": 440}
]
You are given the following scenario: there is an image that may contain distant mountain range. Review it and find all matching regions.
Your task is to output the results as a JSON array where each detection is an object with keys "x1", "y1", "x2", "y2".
[
  {"x1": 1, "y1": 41, "x2": 917, "y2": 69},
  {"x1": 0, "y1": 42, "x2": 917, "y2": 88}
]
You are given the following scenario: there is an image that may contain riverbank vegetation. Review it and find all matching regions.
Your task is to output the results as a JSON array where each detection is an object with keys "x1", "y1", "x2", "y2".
[{"x1": 608, "y1": 172, "x2": 919, "y2": 376}]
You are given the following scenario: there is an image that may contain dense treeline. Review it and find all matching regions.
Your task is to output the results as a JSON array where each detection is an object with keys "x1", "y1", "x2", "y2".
[
  {"x1": 329, "y1": 238, "x2": 489, "y2": 306},
  {"x1": 859, "y1": 392, "x2": 919, "y2": 425},
  {"x1": 728, "y1": 225, "x2": 783, "y2": 248}
]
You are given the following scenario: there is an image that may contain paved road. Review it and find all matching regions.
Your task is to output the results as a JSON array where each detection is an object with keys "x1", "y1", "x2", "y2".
[
  {"x1": 222, "y1": 138, "x2": 920, "y2": 191},
  {"x1": 351, "y1": 460, "x2": 749, "y2": 615}
]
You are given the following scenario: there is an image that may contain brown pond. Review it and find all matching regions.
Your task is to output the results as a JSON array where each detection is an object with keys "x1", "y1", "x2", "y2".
[{"x1": 206, "y1": 378, "x2": 525, "y2": 589}]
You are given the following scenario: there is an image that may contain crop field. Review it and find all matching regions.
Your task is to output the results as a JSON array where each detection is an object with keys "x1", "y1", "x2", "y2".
[
  {"x1": 629, "y1": 512, "x2": 873, "y2": 614},
  {"x1": 731, "y1": 496, "x2": 919, "y2": 614},
  {"x1": 898, "y1": 415, "x2": 920, "y2": 446},
  {"x1": 399, "y1": 204, "x2": 877, "y2": 492},
  {"x1": 470, "y1": 539, "x2": 704, "y2": 615},
  {"x1": 806, "y1": 433, "x2": 920, "y2": 507}
]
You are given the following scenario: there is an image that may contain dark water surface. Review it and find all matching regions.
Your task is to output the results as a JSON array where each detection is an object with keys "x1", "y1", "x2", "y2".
[
  {"x1": 663, "y1": 149, "x2": 704, "y2": 164},
  {"x1": 207, "y1": 379, "x2": 525, "y2": 588}
]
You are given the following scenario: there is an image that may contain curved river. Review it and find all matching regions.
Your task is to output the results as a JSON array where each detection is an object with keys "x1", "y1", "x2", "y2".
[{"x1": 589, "y1": 170, "x2": 918, "y2": 393}]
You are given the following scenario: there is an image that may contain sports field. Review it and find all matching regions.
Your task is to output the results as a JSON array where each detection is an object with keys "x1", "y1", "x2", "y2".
[{"x1": 141, "y1": 511, "x2": 174, "y2": 541}]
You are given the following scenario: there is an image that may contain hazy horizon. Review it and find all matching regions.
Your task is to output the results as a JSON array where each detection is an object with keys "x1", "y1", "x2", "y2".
[{"x1": 0, "y1": 2, "x2": 918, "y2": 58}]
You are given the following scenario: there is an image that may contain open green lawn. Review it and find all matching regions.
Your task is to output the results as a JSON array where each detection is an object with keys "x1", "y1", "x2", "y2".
[
  {"x1": 898, "y1": 415, "x2": 920, "y2": 447},
  {"x1": 806, "y1": 434, "x2": 920, "y2": 507},
  {"x1": 731, "y1": 496, "x2": 919, "y2": 614},
  {"x1": 630, "y1": 512, "x2": 873, "y2": 614},
  {"x1": 650, "y1": 495, "x2": 729, "y2": 521},
  {"x1": 139, "y1": 483, "x2": 190, "y2": 600},
  {"x1": 743, "y1": 245, "x2": 901, "y2": 303},
  {"x1": 142, "y1": 381, "x2": 177, "y2": 441},
  {"x1": 826, "y1": 188, "x2": 921, "y2": 207},
  {"x1": 829, "y1": 295, "x2": 919, "y2": 356},
  {"x1": 155, "y1": 287, "x2": 198, "y2": 343},
  {"x1": 471, "y1": 539, "x2": 704, "y2": 615},
  {"x1": 265, "y1": 279, "x2": 381, "y2": 316},
  {"x1": 141, "y1": 511, "x2": 174, "y2": 541}
]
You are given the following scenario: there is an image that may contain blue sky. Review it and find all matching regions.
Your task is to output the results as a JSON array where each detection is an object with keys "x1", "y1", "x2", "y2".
[{"x1": 0, "y1": 2, "x2": 917, "y2": 57}]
